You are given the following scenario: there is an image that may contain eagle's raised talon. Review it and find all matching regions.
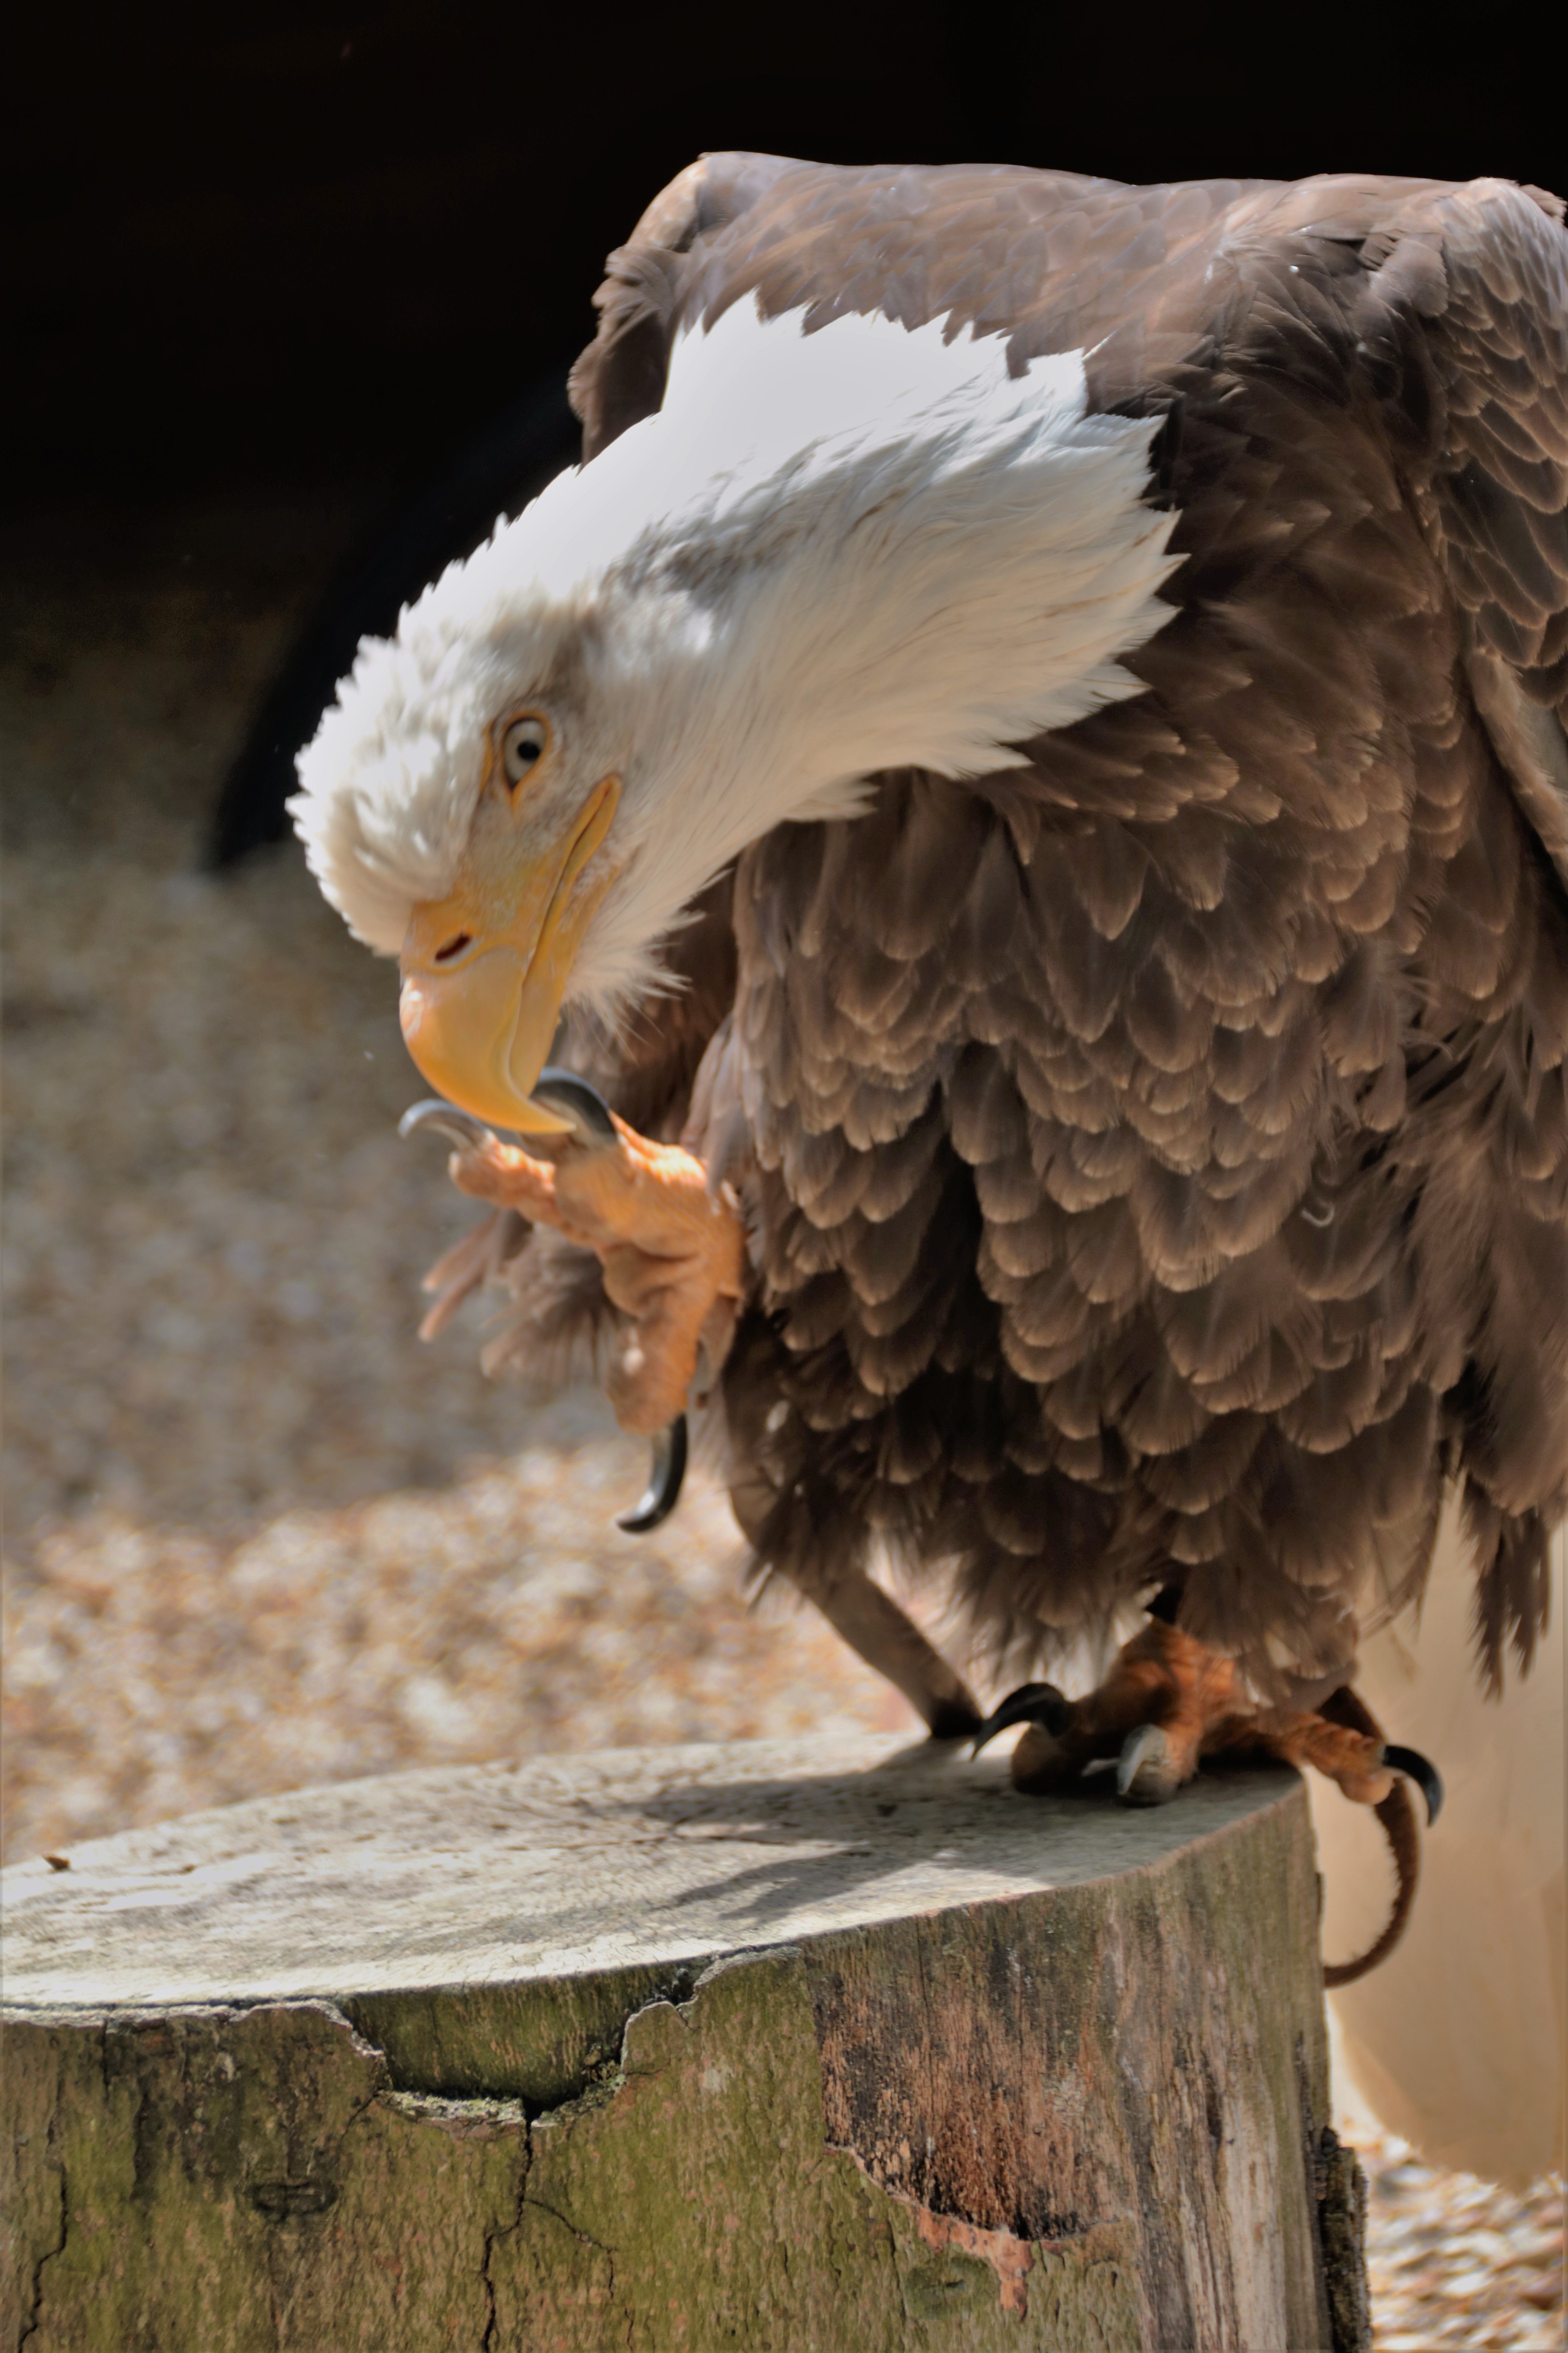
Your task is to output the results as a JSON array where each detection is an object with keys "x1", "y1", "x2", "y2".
[{"x1": 401, "y1": 1082, "x2": 700, "y2": 1532}]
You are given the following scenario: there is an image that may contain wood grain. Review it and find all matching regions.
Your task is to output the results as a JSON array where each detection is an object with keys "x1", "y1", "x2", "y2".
[{"x1": 3, "y1": 1735, "x2": 1363, "y2": 2351}]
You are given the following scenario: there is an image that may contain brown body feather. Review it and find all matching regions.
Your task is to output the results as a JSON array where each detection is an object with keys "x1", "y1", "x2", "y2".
[{"x1": 492, "y1": 158, "x2": 1568, "y2": 1697}]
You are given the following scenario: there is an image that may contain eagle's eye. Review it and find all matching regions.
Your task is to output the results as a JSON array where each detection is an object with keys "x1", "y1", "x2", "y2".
[{"x1": 501, "y1": 714, "x2": 548, "y2": 786}]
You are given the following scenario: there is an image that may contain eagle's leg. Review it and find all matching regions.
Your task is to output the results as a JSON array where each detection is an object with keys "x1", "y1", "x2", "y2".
[
  {"x1": 439, "y1": 1122, "x2": 745, "y2": 1436},
  {"x1": 789, "y1": 1564, "x2": 983, "y2": 1739}
]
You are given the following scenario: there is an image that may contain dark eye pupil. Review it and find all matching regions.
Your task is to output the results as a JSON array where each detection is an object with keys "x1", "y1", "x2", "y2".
[{"x1": 515, "y1": 739, "x2": 539, "y2": 763}]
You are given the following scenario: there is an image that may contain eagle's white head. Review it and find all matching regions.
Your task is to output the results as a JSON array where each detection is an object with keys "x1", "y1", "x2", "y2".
[{"x1": 290, "y1": 300, "x2": 1179, "y2": 1133}]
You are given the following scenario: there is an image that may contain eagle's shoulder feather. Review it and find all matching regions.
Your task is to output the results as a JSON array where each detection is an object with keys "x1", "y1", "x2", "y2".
[{"x1": 549, "y1": 159, "x2": 1568, "y2": 1690}]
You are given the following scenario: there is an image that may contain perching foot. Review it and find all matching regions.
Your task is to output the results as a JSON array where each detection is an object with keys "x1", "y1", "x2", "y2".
[{"x1": 972, "y1": 1614, "x2": 1442, "y2": 1981}]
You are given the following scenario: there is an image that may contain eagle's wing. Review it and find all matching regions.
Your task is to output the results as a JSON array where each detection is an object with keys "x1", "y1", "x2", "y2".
[
  {"x1": 558, "y1": 163, "x2": 1568, "y2": 1689},
  {"x1": 1402, "y1": 188, "x2": 1568, "y2": 847},
  {"x1": 1233, "y1": 173, "x2": 1568, "y2": 874},
  {"x1": 576, "y1": 158, "x2": 1568, "y2": 877},
  {"x1": 572, "y1": 155, "x2": 1263, "y2": 454}
]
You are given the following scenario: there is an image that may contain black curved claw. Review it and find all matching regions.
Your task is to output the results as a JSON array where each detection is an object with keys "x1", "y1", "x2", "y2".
[
  {"x1": 398, "y1": 1098, "x2": 496, "y2": 1151},
  {"x1": 971, "y1": 1681, "x2": 1073, "y2": 1756},
  {"x1": 1383, "y1": 1743, "x2": 1445, "y2": 1826},
  {"x1": 531, "y1": 1067, "x2": 619, "y2": 1146},
  {"x1": 616, "y1": 1413, "x2": 688, "y2": 1534}
]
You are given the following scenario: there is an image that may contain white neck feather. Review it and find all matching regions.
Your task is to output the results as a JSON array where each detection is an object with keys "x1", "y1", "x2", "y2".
[{"x1": 292, "y1": 300, "x2": 1182, "y2": 1009}]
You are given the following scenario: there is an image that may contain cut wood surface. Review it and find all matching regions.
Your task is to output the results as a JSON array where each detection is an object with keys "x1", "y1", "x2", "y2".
[{"x1": 2, "y1": 1734, "x2": 1365, "y2": 2352}]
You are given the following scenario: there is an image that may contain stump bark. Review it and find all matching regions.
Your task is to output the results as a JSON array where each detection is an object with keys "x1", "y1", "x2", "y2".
[{"x1": 2, "y1": 1733, "x2": 1367, "y2": 2351}]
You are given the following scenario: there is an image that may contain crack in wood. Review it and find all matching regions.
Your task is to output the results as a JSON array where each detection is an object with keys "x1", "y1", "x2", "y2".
[{"x1": 2, "y1": 1750, "x2": 1348, "y2": 2349}]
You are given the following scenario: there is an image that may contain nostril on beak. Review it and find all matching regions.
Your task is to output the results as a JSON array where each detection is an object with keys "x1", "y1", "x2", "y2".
[{"x1": 433, "y1": 932, "x2": 472, "y2": 964}]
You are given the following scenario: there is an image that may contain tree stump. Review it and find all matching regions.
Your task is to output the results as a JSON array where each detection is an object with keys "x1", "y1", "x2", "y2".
[{"x1": 2, "y1": 1733, "x2": 1368, "y2": 2351}]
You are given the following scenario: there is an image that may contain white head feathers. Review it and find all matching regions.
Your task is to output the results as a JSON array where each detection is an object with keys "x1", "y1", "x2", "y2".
[{"x1": 290, "y1": 298, "x2": 1181, "y2": 1010}]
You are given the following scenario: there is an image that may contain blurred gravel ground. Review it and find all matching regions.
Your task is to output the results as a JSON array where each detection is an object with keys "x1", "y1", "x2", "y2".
[
  {"x1": 1, "y1": 1450, "x2": 904, "y2": 1866},
  {"x1": 1359, "y1": 2143, "x2": 1562, "y2": 2351},
  {"x1": 2, "y1": 500, "x2": 1560, "y2": 2348},
  {"x1": 0, "y1": 494, "x2": 905, "y2": 1868}
]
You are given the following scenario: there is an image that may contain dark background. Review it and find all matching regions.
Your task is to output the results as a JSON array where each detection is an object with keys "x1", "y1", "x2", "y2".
[
  {"x1": 5, "y1": 1, "x2": 1566, "y2": 855},
  {"x1": 10, "y1": 0, "x2": 1566, "y2": 513}
]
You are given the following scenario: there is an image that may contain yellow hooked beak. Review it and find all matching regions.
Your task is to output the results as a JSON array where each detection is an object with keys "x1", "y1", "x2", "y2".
[{"x1": 398, "y1": 768, "x2": 620, "y2": 1135}]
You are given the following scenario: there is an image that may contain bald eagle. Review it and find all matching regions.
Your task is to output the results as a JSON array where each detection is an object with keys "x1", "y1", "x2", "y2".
[{"x1": 292, "y1": 157, "x2": 1568, "y2": 1983}]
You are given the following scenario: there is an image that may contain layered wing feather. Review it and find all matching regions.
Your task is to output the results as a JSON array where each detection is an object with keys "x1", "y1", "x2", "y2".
[{"x1": 495, "y1": 159, "x2": 1568, "y2": 1691}]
